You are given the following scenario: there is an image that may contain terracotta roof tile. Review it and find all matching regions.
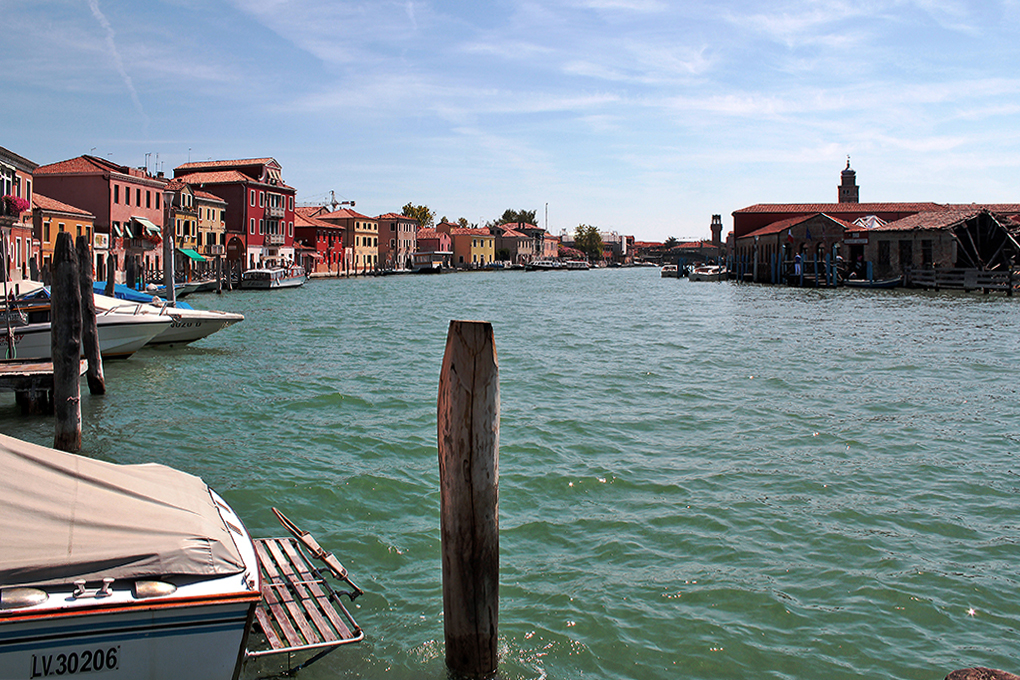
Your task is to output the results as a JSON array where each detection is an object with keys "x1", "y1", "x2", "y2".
[
  {"x1": 734, "y1": 202, "x2": 947, "y2": 214},
  {"x1": 176, "y1": 158, "x2": 277, "y2": 170},
  {"x1": 870, "y1": 208, "x2": 984, "y2": 232},
  {"x1": 319, "y1": 207, "x2": 372, "y2": 220},
  {"x1": 32, "y1": 193, "x2": 94, "y2": 217}
]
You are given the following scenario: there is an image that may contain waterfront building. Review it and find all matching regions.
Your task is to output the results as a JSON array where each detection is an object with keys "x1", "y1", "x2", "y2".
[
  {"x1": 376, "y1": 212, "x2": 418, "y2": 270},
  {"x1": 315, "y1": 208, "x2": 378, "y2": 274},
  {"x1": 194, "y1": 189, "x2": 228, "y2": 276},
  {"x1": 415, "y1": 228, "x2": 453, "y2": 270},
  {"x1": 839, "y1": 158, "x2": 860, "y2": 203},
  {"x1": 31, "y1": 194, "x2": 96, "y2": 273},
  {"x1": 34, "y1": 155, "x2": 166, "y2": 284},
  {"x1": 294, "y1": 207, "x2": 346, "y2": 275},
  {"x1": 733, "y1": 213, "x2": 851, "y2": 283},
  {"x1": 436, "y1": 222, "x2": 495, "y2": 268},
  {"x1": 491, "y1": 225, "x2": 535, "y2": 264},
  {"x1": 174, "y1": 158, "x2": 296, "y2": 271},
  {"x1": 854, "y1": 208, "x2": 1020, "y2": 281},
  {"x1": 0, "y1": 146, "x2": 39, "y2": 281}
]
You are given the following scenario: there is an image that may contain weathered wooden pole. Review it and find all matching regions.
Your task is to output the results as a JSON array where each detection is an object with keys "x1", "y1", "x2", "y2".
[
  {"x1": 105, "y1": 254, "x2": 116, "y2": 297},
  {"x1": 76, "y1": 236, "x2": 105, "y2": 395},
  {"x1": 51, "y1": 232, "x2": 82, "y2": 452},
  {"x1": 216, "y1": 255, "x2": 223, "y2": 294},
  {"x1": 437, "y1": 320, "x2": 499, "y2": 678}
]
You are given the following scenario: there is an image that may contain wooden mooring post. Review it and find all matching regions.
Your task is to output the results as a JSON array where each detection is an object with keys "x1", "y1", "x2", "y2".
[
  {"x1": 76, "y1": 236, "x2": 105, "y2": 394},
  {"x1": 437, "y1": 320, "x2": 499, "y2": 678},
  {"x1": 51, "y1": 232, "x2": 82, "y2": 452}
]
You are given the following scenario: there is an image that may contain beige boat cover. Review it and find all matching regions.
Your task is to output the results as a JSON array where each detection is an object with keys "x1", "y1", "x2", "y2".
[{"x1": 0, "y1": 434, "x2": 245, "y2": 587}]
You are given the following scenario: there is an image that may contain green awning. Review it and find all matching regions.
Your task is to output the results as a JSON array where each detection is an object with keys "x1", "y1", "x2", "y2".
[
  {"x1": 132, "y1": 216, "x2": 161, "y2": 234},
  {"x1": 179, "y1": 248, "x2": 206, "y2": 262}
]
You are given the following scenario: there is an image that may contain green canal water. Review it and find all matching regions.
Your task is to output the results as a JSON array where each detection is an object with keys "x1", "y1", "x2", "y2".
[{"x1": 2, "y1": 268, "x2": 1018, "y2": 679}]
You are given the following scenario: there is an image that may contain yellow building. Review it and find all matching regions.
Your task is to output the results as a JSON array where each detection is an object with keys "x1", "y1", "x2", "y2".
[
  {"x1": 32, "y1": 194, "x2": 95, "y2": 272},
  {"x1": 437, "y1": 223, "x2": 495, "y2": 268}
]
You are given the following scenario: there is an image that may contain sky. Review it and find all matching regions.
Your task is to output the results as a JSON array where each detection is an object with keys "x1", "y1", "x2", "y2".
[{"x1": 4, "y1": 0, "x2": 1020, "y2": 242}]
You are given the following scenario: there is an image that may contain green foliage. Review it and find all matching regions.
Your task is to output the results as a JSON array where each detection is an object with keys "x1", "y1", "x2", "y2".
[
  {"x1": 498, "y1": 208, "x2": 537, "y2": 226},
  {"x1": 574, "y1": 224, "x2": 603, "y2": 262},
  {"x1": 401, "y1": 203, "x2": 435, "y2": 230},
  {"x1": 458, "y1": 217, "x2": 469, "y2": 228},
  {"x1": 664, "y1": 236, "x2": 678, "y2": 249}
]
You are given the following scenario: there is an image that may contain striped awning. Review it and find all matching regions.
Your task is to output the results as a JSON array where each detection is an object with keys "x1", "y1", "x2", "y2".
[{"x1": 131, "y1": 216, "x2": 161, "y2": 234}]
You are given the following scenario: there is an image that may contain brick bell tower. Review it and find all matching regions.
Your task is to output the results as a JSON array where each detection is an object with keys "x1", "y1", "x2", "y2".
[{"x1": 838, "y1": 156, "x2": 859, "y2": 203}]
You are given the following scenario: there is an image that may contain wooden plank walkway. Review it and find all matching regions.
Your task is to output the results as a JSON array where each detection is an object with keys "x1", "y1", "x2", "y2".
[
  {"x1": 247, "y1": 537, "x2": 363, "y2": 662},
  {"x1": 0, "y1": 359, "x2": 87, "y2": 414}
]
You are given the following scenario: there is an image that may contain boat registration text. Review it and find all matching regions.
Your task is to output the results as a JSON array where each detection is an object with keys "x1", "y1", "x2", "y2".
[{"x1": 30, "y1": 647, "x2": 119, "y2": 677}]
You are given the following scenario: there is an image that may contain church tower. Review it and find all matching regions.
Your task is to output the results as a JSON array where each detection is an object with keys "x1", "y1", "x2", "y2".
[{"x1": 838, "y1": 156, "x2": 859, "y2": 203}]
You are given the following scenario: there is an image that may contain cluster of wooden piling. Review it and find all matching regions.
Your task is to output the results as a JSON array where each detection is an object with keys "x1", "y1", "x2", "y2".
[{"x1": 0, "y1": 233, "x2": 104, "y2": 452}]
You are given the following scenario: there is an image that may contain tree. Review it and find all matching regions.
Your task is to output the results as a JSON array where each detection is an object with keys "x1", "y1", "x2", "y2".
[
  {"x1": 664, "y1": 236, "x2": 678, "y2": 249},
  {"x1": 499, "y1": 208, "x2": 537, "y2": 226},
  {"x1": 574, "y1": 224, "x2": 603, "y2": 262},
  {"x1": 402, "y1": 203, "x2": 435, "y2": 230}
]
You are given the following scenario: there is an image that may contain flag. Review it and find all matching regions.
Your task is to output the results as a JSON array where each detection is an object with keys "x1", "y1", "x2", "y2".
[{"x1": 786, "y1": 229, "x2": 794, "y2": 243}]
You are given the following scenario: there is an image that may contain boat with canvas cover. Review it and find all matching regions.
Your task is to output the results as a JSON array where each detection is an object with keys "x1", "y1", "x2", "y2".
[
  {"x1": 0, "y1": 434, "x2": 261, "y2": 680},
  {"x1": 0, "y1": 435, "x2": 365, "y2": 679},
  {"x1": 239, "y1": 265, "x2": 307, "y2": 289}
]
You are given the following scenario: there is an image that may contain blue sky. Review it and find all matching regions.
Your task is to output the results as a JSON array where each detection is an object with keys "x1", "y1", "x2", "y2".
[{"x1": 4, "y1": 1, "x2": 1020, "y2": 241}]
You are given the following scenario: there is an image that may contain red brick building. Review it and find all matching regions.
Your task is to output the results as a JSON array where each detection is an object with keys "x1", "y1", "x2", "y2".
[
  {"x1": 174, "y1": 158, "x2": 296, "y2": 271},
  {"x1": 294, "y1": 206, "x2": 346, "y2": 275}
]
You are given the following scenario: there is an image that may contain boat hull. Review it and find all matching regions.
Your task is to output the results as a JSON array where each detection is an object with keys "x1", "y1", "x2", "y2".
[
  {"x1": 0, "y1": 598, "x2": 255, "y2": 680},
  {"x1": 0, "y1": 315, "x2": 171, "y2": 360}
]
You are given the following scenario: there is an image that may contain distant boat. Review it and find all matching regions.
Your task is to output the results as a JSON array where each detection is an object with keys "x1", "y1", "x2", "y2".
[
  {"x1": 240, "y1": 265, "x2": 307, "y2": 289},
  {"x1": 844, "y1": 276, "x2": 902, "y2": 289},
  {"x1": 661, "y1": 264, "x2": 678, "y2": 278},
  {"x1": 688, "y1": 264, "x2": 727, "y2": 282},
  {"x1": 563, "y1": 260, "x2": 590, "y2": 270},
  {"x1": 525, "y1": 260, "x2": 565, "y2": 271}
]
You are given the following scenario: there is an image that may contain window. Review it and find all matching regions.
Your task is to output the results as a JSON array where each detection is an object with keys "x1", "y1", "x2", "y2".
[
  {"x1": 125, "y1": 188, "x2": 130, "y2": 206},
  {"x1": 146, "y1": 191, "x2": 151, "y2": 208},
  {"x1": 156, "y1": 194, "x2": 160, "y2": 209},
  {"x1": 58, "y1": 222, "x2": 65, "y2": 233},
  {"x1": 250, "y1": 218, "x2": 256, "y2": 235},
  {"x1": 251, "y1": 190, "x2": 256, "y2": 207},
  {"x1": 259, "y1": 192, "x2": 265, "y2": 208},
  {"x1": 176, "y1": 219, "x2": 182, "y2": 236},
  {"x1": 26, "y1": 180, "x2": 30, "y2": 201},
  {"x1": 289, "y1": 222, "x2": 293, "y2": 237},
  {"x1": 43, "y1": 222, "x2": 50, "y2": 242},
  {"x1": 136, "y1": 188, "x2": 141, "y2": 205},
  {"x1": 114, "y1": 185, "x2": 120, "y2": 204},
  {"x1": 259, "y1": 219, "x2": 264, "y2": 235}
]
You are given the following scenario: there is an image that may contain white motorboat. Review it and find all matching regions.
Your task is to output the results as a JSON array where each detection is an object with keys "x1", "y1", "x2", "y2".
[
  {"x1": 563, "y1": 260, "x2": 590, "y2": 270},
  {"x1": 0, "y1": 302, "x2": 171, "y2": 360},
  {"x1": 688, "y1": 264, "x2": 727, "y2": 282},
  {"x1": 0, "y1": 434, "x2": 365, "y2": 680},
  {"x1": 17, "y1": 286, "x2": 244, "y2": 347},
  {"x1": 660, "y1": 264, "x2": 678, "y2": 278},
  {"x1": 239, "y1": 265, "x2": 307, "y2": 289},
  {"x1": 525, "y1": 259, "x2": 565, "y2": 271},
  {"x1": 91, "y1": 293, "x2": 244, "y2": 346}
]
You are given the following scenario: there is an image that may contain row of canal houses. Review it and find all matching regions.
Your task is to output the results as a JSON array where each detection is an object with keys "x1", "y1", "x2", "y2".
[{"x1": 0, "y1": 146, "x2": 565, "y2": 284}]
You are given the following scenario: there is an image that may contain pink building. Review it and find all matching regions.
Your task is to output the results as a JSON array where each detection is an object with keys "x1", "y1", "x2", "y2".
[
  {"x1": 34, "y1": 155, "x2": 167, "y2": 283},
  {"x1": 376, "y1": 212, "x2": 418, "y2": 270},
  {"x1": 0, "y1": 145, "x2": 39, "y2": 281}
]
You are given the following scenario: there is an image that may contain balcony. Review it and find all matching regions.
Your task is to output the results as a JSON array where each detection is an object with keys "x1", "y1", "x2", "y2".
[
  {"x1": 266, "y1": 233, "x2": 285, "y2": 245},
  {"x1": 266, "y1": 204, "x2": 285, "y2": 218},
  {"x1": 204, "y1": 244, "x2": 225, "y2": 256}
]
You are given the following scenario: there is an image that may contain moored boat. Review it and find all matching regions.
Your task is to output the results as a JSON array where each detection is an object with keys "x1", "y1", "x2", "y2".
[
  {"x1": 525, "y1": 259, "x2": 565, "y2": 271},
  {"x1": 239, "y1": 265, "x2": 307, "y2": 289},
  {"x1": 660, "y1": 264, "x2": 678, "y2": 278},
  {"x1": 563, "y1": 260, "x2": 590, "y2": 270},
  {"x1": 844, "y1": 276, "x2": 903, "y2": 289},
  {"x1": 0, "y1": 434, "x2": 365, "y2": 680},
  {"x1": 688, "y1": 264, "x2": 727, "y2": 282},
  {"x1": 0, "y1": 301, "x2": 171, "y2": 360}
]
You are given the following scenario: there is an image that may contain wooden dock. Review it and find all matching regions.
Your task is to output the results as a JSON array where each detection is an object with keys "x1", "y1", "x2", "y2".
[{"x1": 0, "y1": 359, "x2": 87, "y2": 415}]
